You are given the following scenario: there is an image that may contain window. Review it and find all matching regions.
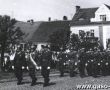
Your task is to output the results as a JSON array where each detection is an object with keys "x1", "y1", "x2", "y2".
[
  {"x1": 86, "y1": 31, "x2": 91, "y2": 37},
  {"x1": 91, "y1": 30, "x2": 94, "y2": 37},
  {"x1": 79, "y1": 30, "x2": 85, "y2": 39},
  {"x1": 100, "y1": 15, "x2": 106, "y2": 21}
]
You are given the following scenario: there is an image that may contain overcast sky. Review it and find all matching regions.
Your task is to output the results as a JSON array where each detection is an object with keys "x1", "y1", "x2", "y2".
[{"x1": 0, "y1": 0, "x2": 110, "y2": 21}]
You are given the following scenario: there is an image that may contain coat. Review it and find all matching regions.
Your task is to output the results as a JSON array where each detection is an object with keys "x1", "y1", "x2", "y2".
[{"x1": 40, "y1": 50, "x2": 51, "y2": 68}]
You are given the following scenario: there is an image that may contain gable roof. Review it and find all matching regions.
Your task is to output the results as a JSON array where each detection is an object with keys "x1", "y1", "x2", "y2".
[
  {"x1": 105, "y1": 4, "x2": 110, "y2": 10},
  {"x1": 15, "y1": 21, "x2": 42, "y2": 41},
  {"x1": 30, "y1": 20, "x2": 70, "y2": 43},
  {"x1": 15, "y1": 20, "x2": 70, "y2": 43},
  {"x1": 71, "y1": 7, "x2": 98, "y2": 26},
  {"x1": 72, "y1": 7, "x2": 98, "y2": 21},
  {"x1": 71, "y1": 4, "x2": 110, "y2": 26}
]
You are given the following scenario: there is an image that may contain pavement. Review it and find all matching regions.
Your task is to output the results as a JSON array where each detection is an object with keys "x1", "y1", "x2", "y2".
[{"x1": 1, "y1": 73, "x2": 110, "y2": 90}]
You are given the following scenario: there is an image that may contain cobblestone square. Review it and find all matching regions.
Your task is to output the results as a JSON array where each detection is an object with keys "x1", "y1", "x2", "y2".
[{"x1": 1, "y1": 73, "x2": 110, "y2": 90}]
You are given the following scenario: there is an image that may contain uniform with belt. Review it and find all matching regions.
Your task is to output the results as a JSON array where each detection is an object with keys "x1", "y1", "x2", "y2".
[
  {"x1": 14, "y1": 50, "x2": 24, "y2": 85},
  {"x1": 26, "y1": 51, "x2": 37, "y2": 86},
  {"x1": 40, "y1": 47, "x2": 51, "y2": 87}
]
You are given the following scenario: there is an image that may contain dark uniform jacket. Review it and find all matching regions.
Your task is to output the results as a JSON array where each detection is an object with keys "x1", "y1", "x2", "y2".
[
  {"x1": 57, "y1": 52, "x2": 67, "y2": 70},
  {"x1": 14, "y1": 51, "x2": 25, "y2": 68},
  {"x1": 40, "y1": 50, "x2": 51, "y2": 68}
]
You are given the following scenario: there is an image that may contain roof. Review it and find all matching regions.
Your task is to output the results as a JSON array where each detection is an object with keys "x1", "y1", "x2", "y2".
[
  {"x1": 71, "y1": 7, "x2": 98, "y2": 26},
  {"x1": 71, "y1": 4, "x2": 110, "y2": 26},
  {"x1": 105, "y1": 4, "x2": 110, "y2": 10},
  {"x1": 15, "y1": 20, "x2": 70, "y2": 43},
  {"x1": 30, "y1": 20, "x2": 70, "y2": 43},
  {"x1": 72, "y1": 7, "x2": 98, "y2": 21},
  {"x1": 15, "y1": 21, "x2": 42, "y2": 41}
]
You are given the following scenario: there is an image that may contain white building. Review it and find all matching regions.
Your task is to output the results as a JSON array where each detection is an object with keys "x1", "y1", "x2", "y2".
[{"x1": 70, "y1": 4, "x2": 110, "y2": 49}]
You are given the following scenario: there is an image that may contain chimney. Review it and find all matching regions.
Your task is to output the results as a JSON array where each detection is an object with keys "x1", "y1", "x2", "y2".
[
  {"x1": 63, "y1": 16, "x2": 68, "y2": 20},
  {"x1": 30, "y1": 19, "x2": 34, "y2": 25},
  {"x1": 48, "y1": 17, "x2": 51, "y2": 21},
  {"x1": 76, "y1": 6, "x2": 80, "y2": 12}
]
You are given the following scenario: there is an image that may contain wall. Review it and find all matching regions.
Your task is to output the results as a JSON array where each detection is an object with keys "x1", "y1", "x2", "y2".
[
  {"x1": 91, "y1": 4, "x2": 110, "y2": 22},
  {"x1": 103, "y1": 25, "x2": 110, "y2": 39},
  {"x1": 70, "y1": 24, "x2": 110, "y2": 49},
  {"x1": 70, "y1": 25, "x2": 99, "y2": 37}
]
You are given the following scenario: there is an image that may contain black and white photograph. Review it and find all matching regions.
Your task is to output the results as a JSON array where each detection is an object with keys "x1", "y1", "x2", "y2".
[{"x1": 1, "y1": 0, "x2": 110, "y2": 90}]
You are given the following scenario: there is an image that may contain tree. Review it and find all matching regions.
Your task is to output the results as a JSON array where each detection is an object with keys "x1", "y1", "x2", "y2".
[
  {"x1": 69, "y1": 33, "x2": 79, "y2": 51},
  {"x1": 0, "y1": 15, "x2": 24, "y2": 72},
  {"x1": 48, "y1": 29, "x2": 71, "y2": 52}
]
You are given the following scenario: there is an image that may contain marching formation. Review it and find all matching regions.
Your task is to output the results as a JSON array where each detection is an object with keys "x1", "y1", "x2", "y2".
[
  {"x1": 13, "y1": 45, "x2": 51, "y2": 86},
  {"x1": 2, "y1": 43, "x2": 110, "y2": 87}
]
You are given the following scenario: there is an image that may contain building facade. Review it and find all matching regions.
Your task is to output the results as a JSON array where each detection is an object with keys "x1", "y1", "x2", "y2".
[{"x1": 70, "y1": 4, "x2": 110, "y2": 49}]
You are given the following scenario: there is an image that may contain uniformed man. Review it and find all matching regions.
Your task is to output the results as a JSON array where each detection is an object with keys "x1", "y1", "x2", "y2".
[
  {"x1": 68, "y1": 50, "x2": 78, "y2": 77},
  {"x1": 34, "y1": 50, "x2": 41, "y2": 67},
  {"x1": 85, "y1": 50, "x2": 94, "y2": 76},
  {"x1": 100, "y1": 52, "x2": 106, "y2": 76},
  {"x1": 40, "y1": 46, "x2": 51, "y2": 87},
  {"x1": 13, "y1": 48, "x2": 24, "y2": 85},
  {"x1": 78, "y1": 48, "x2": 86, "y2": 77},
  {"x1": 107, "y1": 50, "x2": 110, "y2": 75},
  {"x1": 57, "y1": 51, "x2": 67, "y2": 77},
  {"x1": 25, "y1": 49, "x2": 37, "y2": 86},
  {"x1": 93, "y1": 50, "x2": 101, "y2": 77},
  {"x1": 101, "y1": 51, "x2": 109, "y2": 76},
  {"x1": 69, "y1": 60, "x2": 78, "y2": 77}
]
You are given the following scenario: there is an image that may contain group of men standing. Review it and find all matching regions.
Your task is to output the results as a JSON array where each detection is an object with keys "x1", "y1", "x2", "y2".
[
  {"x1": 13, "y1": 45, "x2": 51, "y2": 87},
  {"x1": 78, "y1": 48, "x2": 110, "y2": 77},
  {"x1": 7, "y1": 43, "x2": 110, "y2": 87},
  {"x1": 53, "y1": 48, "x2": 110, "y2": 78}
]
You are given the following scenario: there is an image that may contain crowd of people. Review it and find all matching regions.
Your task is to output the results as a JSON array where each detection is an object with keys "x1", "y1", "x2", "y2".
[
  {"x1": 13, "y1": 44, "x2": 52, "y2": 86},
  {"x1": 77, "y1": 48, "x2": 110, "y2": 78},
  {"x1": 1, "y1": 43, "x2": 110, "y2": 87},
  {"x1": 0, "y1": 44, "x2": 52, "y2": 86}
]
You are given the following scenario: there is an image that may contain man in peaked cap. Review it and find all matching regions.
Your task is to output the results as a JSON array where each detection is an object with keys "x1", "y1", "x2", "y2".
[
  {"x1": 78, "y1": 48, "x2": 86, "y2": 77},
  {"x1": 57, "y1": 51, "x2": 67, "y2": 77},
  {"x1": 39, "y1": 46, "x2": 52, "y2": 87},
  {"x1": 13, "y1": 47, "x2": 24, "y2": 85},
  {"x1": 26, "y1": 48, "x2": 37, "y2": 86}
]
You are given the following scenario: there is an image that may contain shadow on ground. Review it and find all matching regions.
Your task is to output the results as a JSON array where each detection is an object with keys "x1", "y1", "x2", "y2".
[{"x1": 48, "y1": 82, "x2": 56, "y2": 86}]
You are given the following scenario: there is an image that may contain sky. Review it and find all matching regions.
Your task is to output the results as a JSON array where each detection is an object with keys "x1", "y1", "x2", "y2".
[{"x1": 0, "y1": 0, "x2": 110, "y2": 21}]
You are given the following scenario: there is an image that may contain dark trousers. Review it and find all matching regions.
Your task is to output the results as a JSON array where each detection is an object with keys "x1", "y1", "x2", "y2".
[
  {"x1": 93, "y1": 65, "x2": 100, "y2": 77},
  {"x1": 86, "y1": 65, "x2": 93, "y2": 76},
  {"x1": 29, "y1": 68, "x2": 37, "y2": 83},
  {"x1": 101, "y1": 66, "x2": 109, "y2": 76},
  {"x1": 79, "y1": 65, "x2": 85, "y2": 77},
  {"x1": 59, "y1": 69, "x2": 64, "y2": 77},
  {"x1": 14, "y1": 68, "x2": 23, "y2": 83},
  {"x1": 41, "y1": 68, "x2": 50, "y2": 85},
  {"x1": 59, "y1": 66, "x2": 65, "y2": 77}
]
